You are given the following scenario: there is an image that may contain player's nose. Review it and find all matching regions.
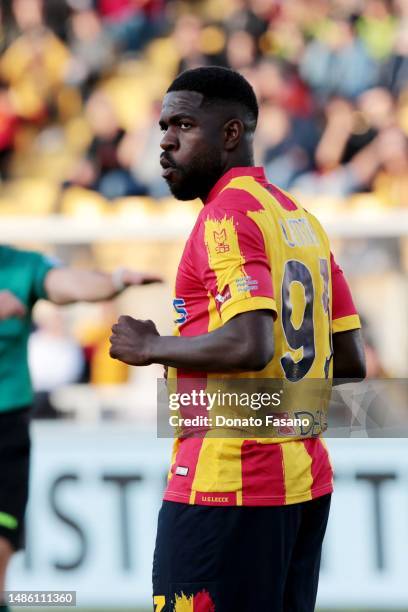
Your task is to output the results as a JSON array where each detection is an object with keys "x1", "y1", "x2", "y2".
[{"x1": 160, "y1": 127, "x2": 178, "y2": 152}]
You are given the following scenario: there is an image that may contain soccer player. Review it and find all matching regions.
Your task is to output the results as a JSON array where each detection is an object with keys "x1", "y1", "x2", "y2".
[
  {"x1": 0, "y1": 246, "x2": 160, "y2": 612},
  {"x1": 109, "y1": 67, "x2": 366, "y2": 611}
]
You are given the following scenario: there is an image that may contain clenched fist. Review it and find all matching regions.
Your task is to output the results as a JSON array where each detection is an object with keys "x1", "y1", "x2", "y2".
[{"x1": 109, "y1": 315, "x2": 160, "y2": 366}]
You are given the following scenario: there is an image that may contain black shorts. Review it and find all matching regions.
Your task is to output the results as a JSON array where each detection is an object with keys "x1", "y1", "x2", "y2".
[
  {"x1": 153, "y1": 494, "x2": 331, "y2": 612},
  {"x1": 0, "y1": 407, "x2": 31, "y2": 550}
]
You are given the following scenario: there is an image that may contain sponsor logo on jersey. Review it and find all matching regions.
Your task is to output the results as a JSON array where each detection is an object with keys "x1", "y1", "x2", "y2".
[{"x1": 235, "y1": 275, "x2": 259, "y2": 293}]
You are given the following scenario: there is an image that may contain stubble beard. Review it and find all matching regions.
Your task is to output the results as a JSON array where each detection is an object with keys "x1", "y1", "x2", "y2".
[{"x1": 167, "y1": 149, "x2": 224, "y2": 202}]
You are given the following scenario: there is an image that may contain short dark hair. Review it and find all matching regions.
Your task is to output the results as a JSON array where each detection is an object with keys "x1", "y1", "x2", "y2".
[{"x1": 167, "y1": 66, "x2": 259, "y2": 131}]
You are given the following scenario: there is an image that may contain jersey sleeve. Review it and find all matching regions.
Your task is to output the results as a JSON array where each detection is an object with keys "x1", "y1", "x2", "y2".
[
  {"x1": 193, "y1": 206, "x2": 277, "y2": 324},
  {"x1": 331, "y1": 252, "x2": 361, "y2": 333},
  {"x1": 29, "y1": 252, "x2": 61, "y2": 304}
]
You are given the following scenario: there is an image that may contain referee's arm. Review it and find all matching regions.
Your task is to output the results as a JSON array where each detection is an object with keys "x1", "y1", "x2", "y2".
[
  {"x1": 0, "y1": 290, "x2": 26, "y2": 319},
  {"x1": 44, "y1": 267, "x2": 162, "y2": 305}
]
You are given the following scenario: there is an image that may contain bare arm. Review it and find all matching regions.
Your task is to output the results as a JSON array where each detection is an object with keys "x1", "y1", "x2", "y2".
[
  {"x1": 0, "y1": 290, "x2": 26, "y2": 319},
  {"x1": 110, "y1": 310, "x2": 275, "y2": 372},
  {"x1": 44, "y1": 268, "x2": 162, "y2": 305},
  {"x1": 333, "y1": 328, "x2": 366, "y2": 382}
]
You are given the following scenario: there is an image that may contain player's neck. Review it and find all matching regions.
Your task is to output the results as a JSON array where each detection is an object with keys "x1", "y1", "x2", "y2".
[
  {"x1": 202, "y1": 153, "x2": 254, "y2": 203},
  {"x1": 223, "y1": 149, "x2": 254, "y2": 174}
]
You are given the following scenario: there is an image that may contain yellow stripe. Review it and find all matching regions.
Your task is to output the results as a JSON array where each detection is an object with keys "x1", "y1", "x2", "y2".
[
  {"x1": 281, "y1": 441, "x2": 313, "y2": 503},
  {"x1": 223, "y1": 176, "x2": 276, "y2": 212},
  {"x1": 221, "y1": 296, "x2": 276, "y2": 324},
  {"x1": 191, "y1": 438, "x2": 243, "y2": 493},
  {"x1": 207, "y1": 292, "x2": 221, "y2": 332},
  {"x1": 167, "y1": 439, "x2": 180, "y2": 483},
  {"x1": 332, "y1": 314, "x2": 361, "y2": 333},
  {"x1": 221, "y1": 176, "x2": 301, "y2": 217},
  {"x1": 204, "y1": 215, "x2": 248, "y2": 299},
  {"x1": 236, "y1": 490, "x2": 243, "y2": 505}
]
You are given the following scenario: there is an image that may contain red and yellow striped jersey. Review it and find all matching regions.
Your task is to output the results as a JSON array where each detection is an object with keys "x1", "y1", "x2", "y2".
[{"x1": 164, "y1": 166, "x2": 360, "y2": 507}]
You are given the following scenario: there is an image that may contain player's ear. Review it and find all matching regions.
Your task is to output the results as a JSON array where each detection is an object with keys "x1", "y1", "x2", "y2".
[{"x1": 223, "y1": 118, "x2": 244, "y2": 151}]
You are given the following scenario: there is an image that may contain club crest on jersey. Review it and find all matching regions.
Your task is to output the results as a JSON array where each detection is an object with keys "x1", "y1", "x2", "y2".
[
  {"x1": 213, "y1": 229, "x2": 230, "y2": 253},
  {"x1": 173, "y1": 297, "x2": 188, "y2": 325}
]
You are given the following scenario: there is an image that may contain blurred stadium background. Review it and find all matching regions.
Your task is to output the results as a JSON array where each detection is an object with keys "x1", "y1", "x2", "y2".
[{"x1": 1, "y1": 0, "x2": 407, "y2": 609}]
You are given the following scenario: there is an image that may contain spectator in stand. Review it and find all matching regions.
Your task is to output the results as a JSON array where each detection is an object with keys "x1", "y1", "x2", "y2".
[
  {"x1": 246, "y1": 0, "x2": 278, "y2": 28},
  {"x1": 0, "y1": 0, "x2": 71, "y2": 122},
  {"x1": 356, "y1": 0, "x2": 397, "y2": 61},
  {"x1": 225, "y1": 28, "x2": 259, "y2": 71},
  {"x1": 255, "y1": 58, "x2": 313, "y2": 117},
  {"x1": 173, "y1": 14, "x2": 210, "y2": 74},
  {"x1": 9, "y1": 0, "x2": 45, "y2": 39},
  {"x1": 42, "y1": 0, "x2": 72, "y2": 42},
  {"x1": 227, "y1": 0, "x2": 269, "y2": 40},
  {"x1": 0, "y1": 4, "x2": 10, "y2": 52},
  {"x1": 255, "y1": 101, "x2": 318, "y2": 190},
  {"x1": 347, "y1": 88, "x2": 395, "y2": 159},
  {"x1": 0, "y1": 0, "x2": 405, "y2": 205},
  {"x1": 291, "y1": 94, "x2": 385, "y2": 197},
  {"x1": 65, "y1": 90, "x2": 147, "y2": 199},
  {"x1": 96, "y1": 0, "x2": 164, "y2": 52},
  {"x1": 300, "y1": 15, "x2": 379, "y2": 101},
  {"x1": 0, "y1": 80, "x2": 19, "y2": 179},
  {"x1": 119, "y1": 99, "x2": 170, "y2": 198},
  {"x1": 65, "y1": 6, "x2": 116, "y2": 96},
  {"x1": 263, "y1": 2, "x2": 306, "y2": 64},
  {"x1": 381, "y1": 23, "x2": 408, "y2": 96},
  {"x1": 314, "y1": 97, "x2": 356, "y2": 172},
  {"x1": 373, "y1": 126, "x2": 408, "y2": 206}
]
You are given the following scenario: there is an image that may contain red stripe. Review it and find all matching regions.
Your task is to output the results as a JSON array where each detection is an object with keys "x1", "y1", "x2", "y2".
[
  {"x1": 303, "y1": 438, "x2": 333, "y2": 499},
  {"x1": 266, "y1": 183, "x2": 298, "y2": 211},
  {"x1": 205, "y1": 166, "x2": 266, "y2": 203},
  {"x1": 231, "y1": 210, "x2": 274, "y2": 300},
  {"x1": 164, "y1": 437, "x2": 204, "y2": 501},
  {"x1": 175, "y1": 222, "x2": 212, "y2": 332},
  {"x1": 330, "y1": 252, "x2": 358, "y2": 319},
  {"x1": 170, "y1": 219, "x2": 215, "y2": 499},
  {"x1": 175, "y1": 222, "x2": 217, "y2": 381},
  {"x1": 193, "y1": 590, "x2": 216, "y2": 612},
  {"x1": 176, "y1": 377, "x2": 210, "y2": 437},
  {"x1": 207, "y1": 187, "x2": 264, "y2": 213},
  {"x1": 241, "y1": 441, "x2": 286, "y2": 505}
]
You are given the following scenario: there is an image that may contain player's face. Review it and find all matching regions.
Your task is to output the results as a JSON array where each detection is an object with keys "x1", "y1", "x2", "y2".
[{"x1": 159, "y1": 91, "x2": 224, "y2": 201}]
